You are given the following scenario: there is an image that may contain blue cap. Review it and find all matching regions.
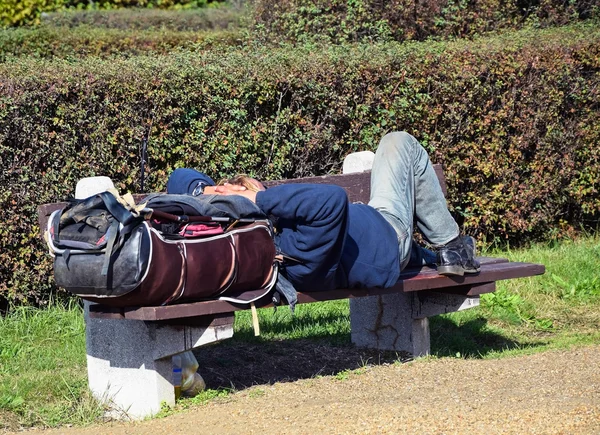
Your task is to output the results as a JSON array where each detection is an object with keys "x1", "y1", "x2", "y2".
[{"x1": 166, "y1": 168, "x2": 216, "y2": 195}]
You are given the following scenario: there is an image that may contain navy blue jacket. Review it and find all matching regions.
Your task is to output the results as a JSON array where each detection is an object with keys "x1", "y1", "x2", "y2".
[{"x1": 256, "y1": 184, "x2": 400, "y2": 292}]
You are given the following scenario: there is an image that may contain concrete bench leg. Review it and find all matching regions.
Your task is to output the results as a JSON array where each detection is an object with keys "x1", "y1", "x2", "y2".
[
  {"x1": 350, "y1": 293, "x2": 430, "y2": 356},
  {"x1": 83, "y1": 303, "x2": 233, "y2": 420},
  {"x1": 350, "y1": 292, "x2": 480, "y2": 356}
]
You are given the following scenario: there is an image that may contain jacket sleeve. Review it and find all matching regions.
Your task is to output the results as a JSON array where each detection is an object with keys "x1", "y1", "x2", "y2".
[{"x1": 256, "y1": 184, "x2": 349, "y2": 291}]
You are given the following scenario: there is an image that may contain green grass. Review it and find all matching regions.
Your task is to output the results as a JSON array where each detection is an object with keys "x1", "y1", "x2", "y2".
[
  {"x1": 233, "y1": 299, "x2": 351, "y2": 344},
  {"x1": 1, "y1": 235, "x2": 599, "y2": 429},
  {"x1": 0, "y1": 301, "x2": 105, "y2": 431},
  {"x1": 155, "y1": 387, "x2": 231, "y2": 418},
  {"x1": 430, "y1": 236, "x2": 600, "y2": 358}
]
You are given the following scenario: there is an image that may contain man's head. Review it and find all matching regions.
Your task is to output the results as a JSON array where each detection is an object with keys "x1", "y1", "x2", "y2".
[{"x1": 166, "y1": 169, "x2": 264, "y2": 201}]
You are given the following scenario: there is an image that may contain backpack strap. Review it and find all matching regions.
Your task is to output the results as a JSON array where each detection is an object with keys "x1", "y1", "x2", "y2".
[
  {"x1": 100, "y1": 220, "x2": 121, "y2": 276},
  {"x1": 273, "y1": 272, "x2": 298, "y2": 313},
  {"x1": 99, "y1": 191, "x2": 136, "y2": 226},
  {"x1": 98, "y1": 191, "x2": 143, "y2": 276}
]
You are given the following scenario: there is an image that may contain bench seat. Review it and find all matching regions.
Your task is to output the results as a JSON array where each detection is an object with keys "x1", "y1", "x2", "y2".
[{"x1": 88, "y1": 257, "x2": 543, "y2": 321}]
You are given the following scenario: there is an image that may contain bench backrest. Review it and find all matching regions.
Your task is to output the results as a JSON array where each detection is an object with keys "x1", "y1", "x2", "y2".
[
  {"x1": 264, "y1": 165, "x2": 446, "y2": 203},
  {"x1": 37, "y1": 165, "x2": 445, "y2": 234}
]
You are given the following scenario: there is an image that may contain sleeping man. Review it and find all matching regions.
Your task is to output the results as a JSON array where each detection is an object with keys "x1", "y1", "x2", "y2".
[{"x1": 166, "y1": 131, "x2": 480, "y2": 293}]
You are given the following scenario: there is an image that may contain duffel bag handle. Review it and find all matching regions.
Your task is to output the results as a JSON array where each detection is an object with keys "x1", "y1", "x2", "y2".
[
  {"x1": 146, "y1": 209, "x2": 261, "y2": 228},
  {"x1": 149, "y1": 209, "x2": 213, "y2": 224}
]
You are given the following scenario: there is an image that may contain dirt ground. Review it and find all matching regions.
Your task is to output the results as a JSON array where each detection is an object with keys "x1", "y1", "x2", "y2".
[{"x1": 12, "y1": 344, "x2": 600, "y2": 435}]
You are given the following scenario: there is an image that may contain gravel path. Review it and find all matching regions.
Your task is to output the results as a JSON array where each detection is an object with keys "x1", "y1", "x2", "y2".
[{"x1": 16, "y1": 345, "x2": 600, "y2": 435}]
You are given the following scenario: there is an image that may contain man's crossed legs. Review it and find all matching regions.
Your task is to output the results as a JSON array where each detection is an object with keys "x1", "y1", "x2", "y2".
[{"x1": 368, "y1": 131, "x2": 480, "y2": 276}]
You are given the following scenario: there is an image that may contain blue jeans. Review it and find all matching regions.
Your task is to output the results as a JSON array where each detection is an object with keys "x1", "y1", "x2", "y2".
[{"x1": 368, "y1": 132, "x2": 460, "y2": 269}]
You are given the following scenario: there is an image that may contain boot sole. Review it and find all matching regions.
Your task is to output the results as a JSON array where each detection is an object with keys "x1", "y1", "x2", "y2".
[{"x1": 437, "y1": 265, "x2": 481, "y2": 276}]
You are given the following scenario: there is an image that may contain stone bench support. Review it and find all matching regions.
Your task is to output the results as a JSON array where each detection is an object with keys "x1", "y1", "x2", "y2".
[
  {"x1": 84, "y1": 302, "x2": 234, "y2": 419},
  {"x1": 350, "y1": 292, "x2": 481, "y2": 356}
]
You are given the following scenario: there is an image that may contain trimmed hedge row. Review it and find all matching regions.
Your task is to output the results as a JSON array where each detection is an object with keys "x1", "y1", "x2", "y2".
[
  {"x1": 252, "y1": 0, "x2": 600, "y2": 43},
  {"x1": 1, "y1": 0, "x2": 225, "y2": 27},
  {"x1": 0, "y1": 24, "x2": 599, "y2": 306},
  {"x1": 40, "y1": 5, "x2": 245, "y2": 31},
  {"x1": 0, "y1": 26, "x2": 243, "y2": 60}
]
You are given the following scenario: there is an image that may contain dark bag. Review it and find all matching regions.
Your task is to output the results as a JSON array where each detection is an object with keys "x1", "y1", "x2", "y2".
[{"x1": 46, "y1": 191, "x2": 278, "y2": 307}]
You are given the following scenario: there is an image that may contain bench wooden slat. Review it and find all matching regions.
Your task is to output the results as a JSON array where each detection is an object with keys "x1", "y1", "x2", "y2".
[{"x1": 88, "y1": 257, "x2": 544, "y2": 321}]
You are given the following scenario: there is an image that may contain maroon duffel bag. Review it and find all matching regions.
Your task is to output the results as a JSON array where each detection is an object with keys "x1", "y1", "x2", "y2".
[{"x1": 45, "y1": 191, "x2": 278, "y2": 307}]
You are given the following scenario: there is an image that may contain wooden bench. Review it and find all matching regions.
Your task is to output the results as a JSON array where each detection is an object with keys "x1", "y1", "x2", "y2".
[{"x1": 37, "y1": 155, "x2": 545, "y2": 420}]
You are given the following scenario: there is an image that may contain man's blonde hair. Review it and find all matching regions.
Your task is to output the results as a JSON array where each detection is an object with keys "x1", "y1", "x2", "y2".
[{"x1": 220, "y1": 174, "x2": 262, "y2": 192}]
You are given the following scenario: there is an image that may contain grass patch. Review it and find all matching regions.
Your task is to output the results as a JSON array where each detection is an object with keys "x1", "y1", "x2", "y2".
[
  {"x1": 0, "y1": 301, "x2": 105, "y2": 431},
  {"x1": 233, "y1": 299, "x2": 351, "y2": 344},
  {"x1": 431, "y1": 235, "x2": 600, "y2": 358},
  {"x1": 1, "y1": 236, "x2": 599, "y2": 428},
  {"x1": 155, "y1": 387, "x2": 232, "y2": 418}
]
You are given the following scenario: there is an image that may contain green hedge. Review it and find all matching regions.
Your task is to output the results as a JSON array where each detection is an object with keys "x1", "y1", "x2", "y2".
[
  {"x1": 252, "y1": 0, "x2": 600, "y2": 43},
  {"x1": 0, "y1": 24, "x2": 599, "y2": 306},
  {"x1": 1, "y1": 0, "x2": 226, "y2": 27},
  {"x1": 0, "y1": 26, "x2": 243, "y2": 60},
  {"x1": 40, "y1": 5, "x2": 245, "y2": 31}
]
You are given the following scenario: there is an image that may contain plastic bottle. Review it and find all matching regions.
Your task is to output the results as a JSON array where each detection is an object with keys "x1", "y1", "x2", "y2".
[
  {"x1": 180, "y1": 351, "x2": 206, "y2": 396},
  {"x1": 172, "y1": 355, "x2": 182, "y2": 401},
  {"x1": 172, "y1": 352, "x2": 206, "y2": 399}
]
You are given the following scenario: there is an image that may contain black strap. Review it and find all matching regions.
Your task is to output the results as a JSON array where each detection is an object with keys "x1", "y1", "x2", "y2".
[
  {"x1": 101, "y1": 220, "x2": 120, "y2": 276},
  {"x1": 51, "y1": 209, "x2": 64, "y2": 246},
  {"x1": 98, "y1": 192, "x2": 141, "y2": 276},
  {"x1": 99, "y1": 191, "x2": 136, "y2": 226},
  {"x1": 274, "y1": 273, "x2": 298, "y2": 313}
]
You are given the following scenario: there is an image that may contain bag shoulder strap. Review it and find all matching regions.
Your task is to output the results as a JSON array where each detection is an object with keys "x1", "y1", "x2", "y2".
[{"x1": 99, "y1": 191, "x2": 136, "y2": 225}]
